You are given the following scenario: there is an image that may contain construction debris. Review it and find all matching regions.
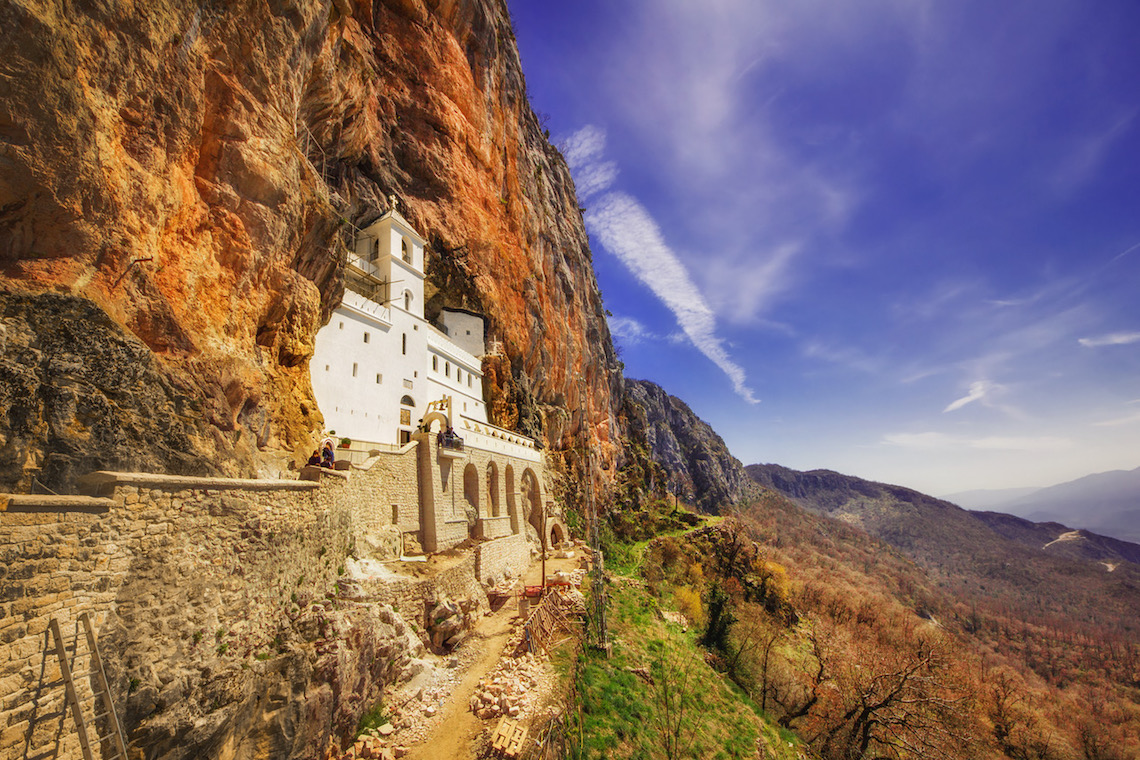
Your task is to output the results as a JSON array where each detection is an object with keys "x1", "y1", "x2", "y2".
[{"x1": 469, "y1": 652, "x2": 544, "y2": 720}]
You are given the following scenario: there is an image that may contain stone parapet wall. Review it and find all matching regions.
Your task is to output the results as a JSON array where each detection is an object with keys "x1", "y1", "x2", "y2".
[
  {"x1": 474, "y1": 534, "x2": 532, "y2": 587},
  {"x1": 477, "y1": 514, "x2": 513, "y2": 541}
]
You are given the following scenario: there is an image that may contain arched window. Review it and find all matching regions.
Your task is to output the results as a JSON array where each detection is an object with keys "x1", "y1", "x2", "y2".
[
  {"x1": 404, "y1": 290, "x2": 412, "y2": 311},
  {"x1": 401, "y1": 238, "x2": 411, "y2": 263},
  {"x1": 400, "y1": 395, "x2": 414, "y2": 406}
]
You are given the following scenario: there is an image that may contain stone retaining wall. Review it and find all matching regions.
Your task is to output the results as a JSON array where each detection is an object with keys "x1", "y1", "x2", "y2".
[
  {"x1": 474, "y1": 534, "x2": 532, "y2": 586},
  {"x1": 358, "y1": 555, "x2": 488, "y2": 629},
  {"x1": 0, "y1": 474, "x2": 358, "y2": 760}
]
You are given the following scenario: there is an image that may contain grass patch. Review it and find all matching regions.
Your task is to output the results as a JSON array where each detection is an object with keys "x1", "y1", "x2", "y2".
[
  {"x1": 356, "y1": 699, "x2": 387, "y2": 737},
  {"x1": 560, "y1": 582, "x2": 804, "y2": 760}
]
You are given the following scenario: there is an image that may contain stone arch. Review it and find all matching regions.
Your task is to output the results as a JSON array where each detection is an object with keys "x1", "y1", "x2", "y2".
[
  {"x1": 522, "y1": 468, "x2": 542, "y2": 536},
  {"x1": 487, "y1": 461, "x2": 500, "y2": 517},
  {"x1": 505, "y1": 464, "x2": 518, "y2": 534},
  {"x1": 422, "y1": 411, "x2": 448, "y2": 431},
  {"x1": 550, "y1": 522, "x2": 566, "y2": 548},
  {"x1": 463, "y1": 463, "x2": 479, "y2": 517}
]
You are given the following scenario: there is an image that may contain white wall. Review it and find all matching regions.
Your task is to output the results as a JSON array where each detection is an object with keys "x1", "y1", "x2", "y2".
[
  {"x1": 426, "y1": 327, "x2": 487, "y2": 425},
  {"x1": 312, "y1": 211, "x2": 501, "y2": 447},
  {"x1": 311, "y1": 290, "x2": 403, "y2": 444},
  {"x1": 438, "y1": 309, "x2": 485, "y2": 358}
]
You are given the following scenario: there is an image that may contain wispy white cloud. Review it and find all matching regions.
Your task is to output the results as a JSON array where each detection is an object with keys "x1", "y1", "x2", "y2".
[
  {"x1": 608, "y1": 315, "x2": 657, "y2": 344},
  {"x1": 802, "y1": 340, "x2": 880, "y2": 374},
  {"x1": 943, "y1": 380, "x2": 993, "y2": 413},
  {"x1": 1078, "y1": 331, "x2": 1140, "y2": 348},
  {"x1": 969, "y1": 436, "x2": 1072, "y2": 452},
  {"x1": 574, "y1": 162, "x2": 618, "y2": 199},
  {"x1": 881, "y1": 432, "x2": 952, "y2": 450},
  {"x1": 1093, "y1": 412, "x2": 1140, "y2": 428},
  {"x1": 562, "y1": 126, "x2": 606, "y2": 169},
  {"x1": 587, "y1": 191, "x2": 758, "y2": 404},
  {"x1": 567, "y1": 126, "x2": 759, "y2": 404},
  {"x1": 1050, "y1": 109, "x2": 1138, "y2": 195}
]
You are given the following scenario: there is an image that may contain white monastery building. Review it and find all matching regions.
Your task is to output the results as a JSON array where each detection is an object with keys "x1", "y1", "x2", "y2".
[{"x1": 311, "y1": 204, "x2": 535, "y2": 460}]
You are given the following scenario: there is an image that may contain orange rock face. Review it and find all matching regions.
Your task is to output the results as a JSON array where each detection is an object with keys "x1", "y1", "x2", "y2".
[{"x1": 0, "y1": 0, "x2": 621, "y2": 491}]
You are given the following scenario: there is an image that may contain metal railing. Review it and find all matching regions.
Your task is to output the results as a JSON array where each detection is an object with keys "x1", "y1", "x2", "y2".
[{"x1": 439, "y1": 434, "x2": 465, "y2": 452}]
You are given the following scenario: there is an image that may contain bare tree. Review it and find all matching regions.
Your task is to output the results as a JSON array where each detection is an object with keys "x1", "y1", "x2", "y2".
[
  {"x1": 810, "y1": 628, "x2": 975, "y2": 760},
  {"x1": 650, "y1": 643, "x2": 697, "y2": 760},
  {"x1": 771, "y1": 621, "x2": 829, "y2": 730}
]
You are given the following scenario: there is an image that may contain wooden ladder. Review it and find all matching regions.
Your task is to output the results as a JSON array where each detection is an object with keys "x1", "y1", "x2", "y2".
[{"x1": 47, "y1": 613, "x2": 129, "y2": 760}]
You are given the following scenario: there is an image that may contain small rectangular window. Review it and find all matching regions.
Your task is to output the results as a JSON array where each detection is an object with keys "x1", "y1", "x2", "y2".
[
  {"x1": 352, "y1": 363, "x2": 358, "y2": 377},
  {"x1": 339, "y1": 321, "x2": 344, "y2": 329},
  {"x1": 433, "y1": 356, "x2": 438, "y2": 371},
  {"x1": 325, "y1": 365, "x2": 330, "y2": 371},
  {"x1": 457, "y1": 369, "x2": 462, "y2": 382},
  {"x1": 402, "y1": 334, "x2": 406, "y2": 355},
  {"x1": 376, "y1": 374, "x2": 382, "y2": 384},
  {"x1": 445, "y1": 362, "x2": 450, "y2": 377},
  {"x1": 467, "y1": 376, "x2": 472, "y2": 387},
  {"x1": 363, "y1": 332, "x2": 370, "y2": 343}
]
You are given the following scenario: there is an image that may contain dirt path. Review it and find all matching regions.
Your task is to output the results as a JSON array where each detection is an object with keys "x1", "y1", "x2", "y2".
[
  {"x1": 403, "y1": 551, "x2": 583, "y2": 760},
  {"x1": 403, "y1": 611, "x2": 516, "y2": 760}
]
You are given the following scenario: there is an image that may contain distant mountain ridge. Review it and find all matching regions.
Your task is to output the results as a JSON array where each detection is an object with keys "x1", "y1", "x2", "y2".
[
  {"x1": 943, "y1": 466, "x2": 1140, "y2": 543},
  {"x1": 745, "y1": 463, "x2": 1140, "y2": 632}
]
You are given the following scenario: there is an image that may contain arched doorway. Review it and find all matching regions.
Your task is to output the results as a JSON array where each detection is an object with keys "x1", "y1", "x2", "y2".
[
  {"x1": 398, "y1": 395, "x2": 415, "y2": 444},
  {"x1": 522, "y1": 468, "x2": 542, "y2": 537},
  {"x1": 463, "y1": 463, "x2": 479, "y2": 516},
  {"x1": 550, "y1": 522, "x2": 566, "y2": 548},
  {"x1": 505, "y1": 464, "x2": 517, "y2": 534},
  {"x1": 487, "y1": 462, "x2": 500, "y2": 517}
]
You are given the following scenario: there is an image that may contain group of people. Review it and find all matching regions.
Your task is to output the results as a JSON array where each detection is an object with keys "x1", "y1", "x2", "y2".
[
  {"x1": 308, "y1": 426, "x2": 460, "y2": 468},
  {"x1": 306, "y1": 438, "x2": 337, "y2": 469}
]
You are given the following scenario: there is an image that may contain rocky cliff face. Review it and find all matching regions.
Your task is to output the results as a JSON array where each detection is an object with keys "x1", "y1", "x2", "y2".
[
  {"x1": 622, "y1": 379, "x2": 758, "y2": 513},
  {"x1": 0, "y1": 0, "x2": 621, "y2": 493}
]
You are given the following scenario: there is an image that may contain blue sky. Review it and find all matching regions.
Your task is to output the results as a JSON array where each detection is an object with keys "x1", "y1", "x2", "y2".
[{"x1": 509, "y1": 0, "x2": 1140, "y2": 495}]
